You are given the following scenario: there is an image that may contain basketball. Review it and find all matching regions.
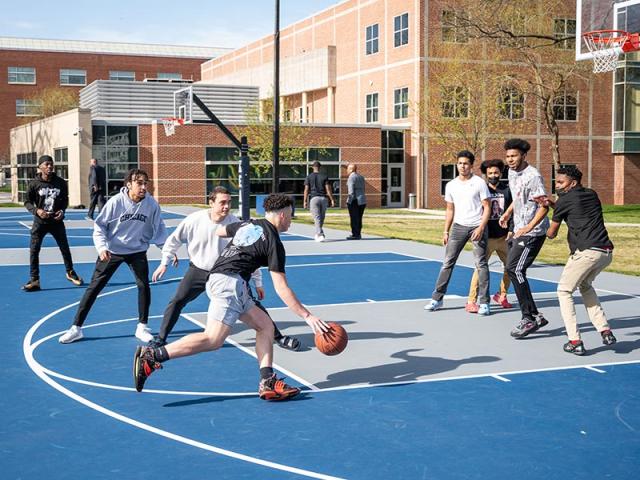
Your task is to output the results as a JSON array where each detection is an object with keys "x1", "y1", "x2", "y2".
[{"x1": 315, "y1": 322, "x2": 348, "y2": 356}]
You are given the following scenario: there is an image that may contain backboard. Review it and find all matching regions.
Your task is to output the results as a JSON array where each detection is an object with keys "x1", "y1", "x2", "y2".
[
  {"x1": 173, "y1": 86, "x2": 193, "y2": 124},
  {"x1": 577, "y1": 0, "x2": 640, "y2": 61}
]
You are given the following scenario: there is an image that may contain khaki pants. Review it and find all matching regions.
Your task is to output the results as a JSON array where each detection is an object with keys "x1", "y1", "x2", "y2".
[
  {"x1": 557, "y1": 248, "x2": 612, "y2": 341},
  {"x1": 468, "y1": 235, "x2": 510, "y2": 304}
]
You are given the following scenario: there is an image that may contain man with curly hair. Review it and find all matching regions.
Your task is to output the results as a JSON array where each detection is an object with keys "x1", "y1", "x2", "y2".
[{"x1": 133, "y1": 193, "x2": 329, "y2": 401}]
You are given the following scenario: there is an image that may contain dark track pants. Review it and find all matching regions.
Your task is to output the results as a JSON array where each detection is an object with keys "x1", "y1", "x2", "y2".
[
  {"x1": 347, "y1": 201, "x2": 366, "y2": 237},
  {"x1": 29, "y1": 221, "x2": 74, "y2": 279},
  {"x1": 74, "y1": 251, "x2": 150, "y2": 327},
  {"x1": 506, "y1": 234, "x2": 546, "y2": 320},
  {"x1": 87, "y1": 189, "x2": 106, "y2": 219}
]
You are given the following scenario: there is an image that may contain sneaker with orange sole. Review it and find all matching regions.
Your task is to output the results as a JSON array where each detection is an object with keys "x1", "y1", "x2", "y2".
[
  {"x1": 465, "y1": 302, "x2": 479, "y2": 313},
  {"x1": 492, "y1": 293, "x2": 513, "y2": 309},
  {"x1": 258, "y1": 374, "x2": 301, "y2": 401}
]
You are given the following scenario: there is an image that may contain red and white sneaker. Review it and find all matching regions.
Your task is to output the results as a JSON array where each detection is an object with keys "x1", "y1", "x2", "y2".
[
  {"x1": 465, "y1": 302, "x2": 479, "y2": 313},
  {"x1": 492, "y1": 293, "x2": 513, "y2": 309},
  {"x1": 133, "y1": 346, "x2": 162, "y2": 392}
]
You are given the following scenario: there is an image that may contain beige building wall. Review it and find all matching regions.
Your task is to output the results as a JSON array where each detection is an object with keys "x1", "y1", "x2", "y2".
[{"x1": 10, "y1": 108, "x2": 93, "y2": 206}]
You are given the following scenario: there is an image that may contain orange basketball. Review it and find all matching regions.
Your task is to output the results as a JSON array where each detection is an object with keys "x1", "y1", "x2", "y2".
[{"x1": 315, "y1": 322, "x2": 348, "y2": 356}]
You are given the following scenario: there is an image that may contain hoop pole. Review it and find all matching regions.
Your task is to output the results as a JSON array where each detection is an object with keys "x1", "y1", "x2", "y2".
[
  {"x1": 272, "y1": 0, "x2": 281, "y2": 194},
  {"x1": 239, "y1": 136, "x2": 250, "y2": 221}
]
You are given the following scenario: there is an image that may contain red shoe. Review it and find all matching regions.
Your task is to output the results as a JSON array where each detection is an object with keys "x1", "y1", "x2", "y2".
[
  {"x1": 465, "y1": 302, "x2": 479, "y2": 313},
  {"x1": 258, "y1": 374, "x2": 301, "y2": 401},
  {"x1": 492, "y1": 293, "x2": 513, "y2": 309}
]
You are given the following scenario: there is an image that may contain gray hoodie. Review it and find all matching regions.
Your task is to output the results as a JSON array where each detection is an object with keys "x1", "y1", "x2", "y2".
[{"x1": 93, "y1": 187, "x2": 168, "y2": 255}]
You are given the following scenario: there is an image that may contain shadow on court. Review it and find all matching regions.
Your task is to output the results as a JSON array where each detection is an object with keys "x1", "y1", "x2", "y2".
[{"x1": 314, "y1": 349, "x2": 501, "y2": 388}]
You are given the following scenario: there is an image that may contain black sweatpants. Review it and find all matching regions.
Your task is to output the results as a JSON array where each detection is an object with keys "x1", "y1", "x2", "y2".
[
  {"x1": 157, "y1": 264, "x2": 284, "y2": 342},
  {"x1": 347, "y1": 201, "x2": 366, "y2": 237},
  {"x1": 29, "y1": 221, "x2": 74, "y2": 279},
  {"x1": 73, "y1": 251, "x2": 150, "y2": 327},
  {"x1": 506, "y1": 234, "x2": 546, "y2": 320},
  {"x1": 87, "y1": 189, "x2": 106, "y2": 219}
]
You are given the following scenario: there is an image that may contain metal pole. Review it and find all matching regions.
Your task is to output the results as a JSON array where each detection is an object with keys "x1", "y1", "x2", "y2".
[
  {"x1": 239, "y1": 136, "x2": 250, "y2": 221},
  {"x1": 272, "y1": 0, "x2": 280, "y2": 193}
]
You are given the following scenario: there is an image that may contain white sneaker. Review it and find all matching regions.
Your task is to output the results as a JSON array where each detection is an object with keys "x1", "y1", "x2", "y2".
[
  {"x1": 135, "y1": 323, "x2": 153, "y2": 342},
  {"x1": 59, "y1": 325, "x2": 83, "y2": 344},
  {"x1": 424, "y1": 299, "x2": 443, "y2": 311},
  {"x1": 315, "y1": 234, "x2": 325, "y2": 242}
]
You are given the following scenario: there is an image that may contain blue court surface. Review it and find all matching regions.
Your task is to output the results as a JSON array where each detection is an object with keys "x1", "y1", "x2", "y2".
[{"x1": 2, "y1": 217, "x2": 639, "y2": 479}]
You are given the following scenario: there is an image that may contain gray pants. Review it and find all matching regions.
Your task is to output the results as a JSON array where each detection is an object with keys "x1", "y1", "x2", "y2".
[
  {"x1": 310, "y1": 196, "x2": 328, "y2": 235},
  {"x1": 432, "y1": 223, "x2": 490, "y2": 304}
]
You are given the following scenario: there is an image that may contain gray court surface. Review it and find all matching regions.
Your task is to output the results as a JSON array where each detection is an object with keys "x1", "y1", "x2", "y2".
[{"x1": 5, "y1": 206, "x2": 639, "y2": 391}]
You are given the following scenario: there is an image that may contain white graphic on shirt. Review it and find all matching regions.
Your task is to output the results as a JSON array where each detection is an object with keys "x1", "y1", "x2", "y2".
[
  {"x1": 38, "y1": 187, "x2": 61, "y2": 213},
  {"x1": 232, "y1": 224, "x2": 264, "y2": 247}
]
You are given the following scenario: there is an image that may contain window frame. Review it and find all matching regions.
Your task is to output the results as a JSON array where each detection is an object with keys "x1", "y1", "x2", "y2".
[
  {"x1": 60, "y1": 69, "x2": 87, "y2": 86},
  {"x1": 8, "y1": 66, "x2": 36, "y2": 84},
  {"x1": 157, "y1": 72, "x2": 182, "y2": 80},
  {"x1": 366, "y1": 23, "x2": 379, "y2": 55},
  {"x1": 441, "y1": 10, "x2": 469, "y2": 43},
  {"x1": 16, "y1": 99, "x2": 43, "y2": 117},
  {"x1": 552, "y1": 89, "x2": 579, "y2": 122},
  {"x1": 393, "y1": 87, "x2": 409, "y2": 120},
  {"x1": 553, "y1": 18, "x2": 577, "y2": 50},
  {"x1": 498, "y1": 86, "x2": 525, "y2": 120},
  {"x1": 441, "y1": 85, "x2": 469, "y2": 119},
  {"x1": 366, "y1": 92, "x2": 379, "y2": 123},
  {"x1": 109, "y1": 70, "x2": 135, "y2": 81},
  {"x1": 393, "y1": 13, "x2": 409, "y2": 48},
  {"x1": 440, "y1": 164, "x2": 456, "y2": 196}
]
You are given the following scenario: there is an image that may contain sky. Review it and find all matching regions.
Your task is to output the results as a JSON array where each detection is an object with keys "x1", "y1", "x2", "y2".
[{"x1": 1, "y1": 0, "x2": 341, "y2": 48}]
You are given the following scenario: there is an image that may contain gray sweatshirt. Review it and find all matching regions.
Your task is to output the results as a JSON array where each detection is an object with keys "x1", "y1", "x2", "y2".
[{"x1": 93, "y1": 187, "x2": 168, "y2": 255}]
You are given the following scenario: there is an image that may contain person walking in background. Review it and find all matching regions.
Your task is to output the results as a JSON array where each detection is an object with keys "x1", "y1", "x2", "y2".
[
  {"x1": 424, "y1": 151, "x2": 492, "y2": 315},
  {"x1": 541, "y1": 165, "x2": 616, "y2": 355},
  {"x1": 466, "y1": 159, "x2": 513, "y2": 312},
  {"x1": 150, "y1": 186, "x2": 301, "y2": 351},
  {"x1": 499, "y1": 138, "x2": 550, "y2": 339},
  {"x1": 59, "y1": 169, "x2": 168, "y2": 344},
  {"x1": 346, "y1": 163, "x2": 367, "y2": 240},
  {"x1": 22, "y1": 155, "x2": 83, "y2": 291},
  {"x1": 303, "y1": 161, "x2": 335, "y2": 242},
  {"x1": 86, "y1": 158, "x2": 106, "y2": 220}
]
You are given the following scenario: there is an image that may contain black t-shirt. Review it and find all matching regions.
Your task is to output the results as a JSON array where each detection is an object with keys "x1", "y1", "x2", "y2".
[
  {"x1": 305, "y1": 172, "x2": 329, "y2": 198},
  {"x1": 487, "y1": 183, "x2": 512, "y2": 238},
  {"x1": 211, "y1": 219, "x2": 286, "y2": 282},
  {"x1": 551, "y1": 186, "x2": 613, "y2": 254}
]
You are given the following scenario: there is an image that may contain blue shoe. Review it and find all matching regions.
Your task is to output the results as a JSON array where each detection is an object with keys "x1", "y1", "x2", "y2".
[
  {"x1": 478, "y1": 304, "x2": 491, "y2": 316},
  {"x1": 424, "y1": 299, "x2": 443, "y2": 311}
]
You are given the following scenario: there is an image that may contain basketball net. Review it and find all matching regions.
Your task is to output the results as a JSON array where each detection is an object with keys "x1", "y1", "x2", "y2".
[
  {"x1": 161, "y1": 117, "x2": 184, "y2": 136},
  {"x1": 583, "y1": 30, "x2": 628, "y2": 73}
]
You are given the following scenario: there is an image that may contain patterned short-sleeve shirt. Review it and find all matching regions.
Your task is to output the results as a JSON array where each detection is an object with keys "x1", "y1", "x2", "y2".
[{"x1": 508, "y1": 164, "x2": 549, "y2": 237}]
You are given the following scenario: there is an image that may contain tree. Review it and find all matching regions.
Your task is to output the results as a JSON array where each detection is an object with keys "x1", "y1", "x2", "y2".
[
  {"x1": 22, "y1": 87, "x2": 79, "y2": 122},
  {"x1": 440, "y1": 0, "x2": 591, "y2": 169},
  {"x1": 237, "y1": 96, "x2": 328, "y2": 175}
]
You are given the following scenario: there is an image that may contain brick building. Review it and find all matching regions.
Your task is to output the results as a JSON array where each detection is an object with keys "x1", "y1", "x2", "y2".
[
  {"x1": 199, "y1": 0, "x2": 638, "y2": 206},
  {"x1": 0, "y1": 36, "x2": 231, "y2": 164}
]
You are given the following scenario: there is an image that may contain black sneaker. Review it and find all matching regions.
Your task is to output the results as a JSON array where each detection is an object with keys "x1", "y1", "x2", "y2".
[
  {"x1": 510, "y1": 318, "x2": 537, "y2": 339},
  {"x1": 258, "y1": 374, "x2": 301, "y2": 401},
  {"x1": 66, "y1": 270, "x2": 83, "y2": 286},
  {"x1": 601, "y1": 330, "x2": 617, "y2": 346},
  {"x1": 533, "y1": 313, "x2": 548, "y2": 331},
  {"x1": 148, "y1": 336, "x2": 167, "y2": 348},
  {"x1": 133, "y1": 346, "x2": 162, "y2": 392},
  {"x1": 563, "y1": 340, "x2": 587, "y2": 356},
  {"x1": 276, "y1": 335, "x2": 301, "y2": 351},
  {"x1": 22, "y1": 278, "x2": 41, "y2": 292}
]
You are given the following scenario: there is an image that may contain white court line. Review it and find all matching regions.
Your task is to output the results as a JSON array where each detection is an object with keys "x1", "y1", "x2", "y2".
[
  {"x1": 19, "y1": 221, "x2": 31, "y2": 229},
  {"x1": 23, "y1": 286, "x2": 344, "y2": 479},
  {"x1": 491, "y1": 375, "x2": 511, "y2": 382},
  {"x1": 366, "y1": 299, "x2": 376, "y2": 303},
  {"x1": 584, "y1": 366, "x2": 606, "y2": 373},
  {"x1": 158, "y1": 208, "x2": 188, "y2": 217}
]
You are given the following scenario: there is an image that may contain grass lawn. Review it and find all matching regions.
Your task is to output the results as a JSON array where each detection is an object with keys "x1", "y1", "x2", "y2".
[{"x1": 294, "y1": 206, "x2": 640, "y2": 276}]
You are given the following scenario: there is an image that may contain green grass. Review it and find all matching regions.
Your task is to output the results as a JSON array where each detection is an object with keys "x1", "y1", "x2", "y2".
[
  {"x1": 0, "y1": 202, "x2": 20, "y2": 207},
  {"x1": 0, "y1": 185, "x2": 11, "y2": 193},
  {"x1": 602, "y1": 204, "x2": 640, "y2": 223}
]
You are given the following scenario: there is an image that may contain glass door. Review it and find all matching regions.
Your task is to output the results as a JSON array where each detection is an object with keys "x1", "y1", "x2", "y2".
[{"x1": 387, "y1": 164, "x2": 404, "y2": 207}]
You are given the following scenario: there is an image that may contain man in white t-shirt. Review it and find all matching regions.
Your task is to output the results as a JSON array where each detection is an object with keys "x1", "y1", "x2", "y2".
[
  {"x1": 425, "y1": 151, "x2": 492, "y2": 315},
  {"x1": 150, "y1": 186, "x2": 300, "y2": 351}
]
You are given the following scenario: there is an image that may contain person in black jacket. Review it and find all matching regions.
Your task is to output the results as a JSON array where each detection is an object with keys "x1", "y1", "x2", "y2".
[
  {"x1": 22, "y1": 155, "x2": 83, "y2": 291},
  {"x1": 86, "y1": 158, "x2": 106, "y2": 220}
]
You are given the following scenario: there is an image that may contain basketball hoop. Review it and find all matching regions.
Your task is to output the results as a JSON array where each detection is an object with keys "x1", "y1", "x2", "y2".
[
  {"x1": 583, "y1": 30, "x2": 630, "y2": 73},
  {"x1": 161, "y1": 117, "x2": 184, "y2": 136}
]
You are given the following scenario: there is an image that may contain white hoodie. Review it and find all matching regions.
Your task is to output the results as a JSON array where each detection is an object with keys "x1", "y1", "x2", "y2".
[{"x1": 93, "y1": 187, "x2": 168, "y2": 255}]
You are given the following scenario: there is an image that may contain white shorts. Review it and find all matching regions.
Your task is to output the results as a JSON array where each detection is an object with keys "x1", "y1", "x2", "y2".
[{"x1": 206, "y1": 273, "x2": 256, "y2": 327}]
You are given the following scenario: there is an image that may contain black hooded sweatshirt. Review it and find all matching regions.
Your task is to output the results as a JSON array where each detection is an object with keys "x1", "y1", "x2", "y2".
[{"x1": 24, "y1": 173, "x2": 69, "y2": 225}]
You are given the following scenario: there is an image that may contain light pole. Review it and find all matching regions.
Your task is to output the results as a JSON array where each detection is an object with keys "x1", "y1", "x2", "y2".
[{"x1": 271, "y1": 0, "x2": 281, "y2": 193}]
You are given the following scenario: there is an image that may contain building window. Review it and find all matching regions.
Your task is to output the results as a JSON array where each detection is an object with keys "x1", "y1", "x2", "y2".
[
  {"x1": 205, "y1": 146, "x2": 341, "y2": 208},
  {"x1": 366, "y1": 23, "x2": 379, "y2": 55},
  {"x1": 366, "y1": 93, "x2": 379, "y2": 123},
  {"x1": 53, "y1": 147, "x2": 69, "y2": 179},
  {"x1": 394, "y1": 87, "x2": 409, "y2": 119},
  {"x1": 8, "y1": 66, "x2": 36, "y2": 84},
  {"x1": 554, "y1": 18, "x2": 577, "y2": 50},
  {"x1": 441, "y1": 86, "x2": 469, "y2": 118},
  {"x1": 553, "y1": 90, "x2": 578, "y2": 121},
  {"x1": 91, "y1": 125, "x2": 139, "y2": 197},
  {"x1": 394, "y1": 13, "x2": 409, "y2": 47},
  {"x1": 109, "y1": 70, "x2": 135, "y2": 81},
  {"x1": 16, "y1": 99, "x2": 43, "y2": 116},
  {"x1": 551, "y1": 163, "x2": 576, "y2": 194},
  {"x1": 498, "y1": 86, "x2": 525, "y2": 120},
  {"x1": 441, "y1": 164, "x2": 456, "y2": 195},
  {"x1": 297, "y1": 106, "x2": 310, "y2": 123},
  {"x1": 284, "y1": 110, "x2": 292, "y2": 122},
  {"x1": 442, "y1": 10, "x2": 468, "y2": 43},
  {"x1": 60, "y1": 69, "x2": 86, "y2": 86},
  {"x1": 157, "y1": 72, "x2": 182, "y2": 80},
  {"x1": 16, "y1": 152, "x2": 37, "y2": 203}
]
